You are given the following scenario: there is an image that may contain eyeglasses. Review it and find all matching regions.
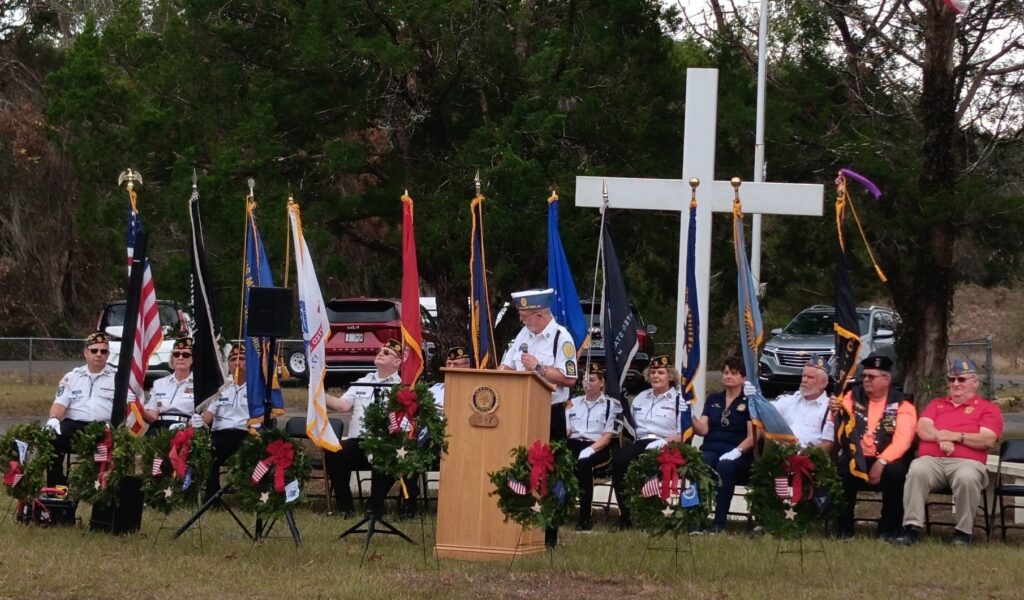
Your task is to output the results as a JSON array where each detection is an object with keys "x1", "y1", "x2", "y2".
[
  {"x1": 720, "y1": 406, "x2": 731, "y2": 428},
  {"x1": 377, "y1": 349, "x2": 395, "y2": 357},
  {"x1": 947, "y1": 376, "x2": 975, "y2": 384},
  {"x1": 87, "y1": 347, "x2": 109, "y2": 355},
  {"x1": 861, "y1": 374, "x2": 887, "y2": 381},
  {"x1": 172, "y1": 352, "x2": 193, "y2": 359}
]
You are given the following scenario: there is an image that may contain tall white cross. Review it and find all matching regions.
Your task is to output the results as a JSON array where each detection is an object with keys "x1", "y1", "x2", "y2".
[{"x1": 574, "y1": 68, "x2": 823, "y2": 406}]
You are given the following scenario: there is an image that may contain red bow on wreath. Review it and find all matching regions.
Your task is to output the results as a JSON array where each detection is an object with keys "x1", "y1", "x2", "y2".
[
  {"x1": 527, "y1": 441, "x2": 555, "y2": 498},
  {"x1": 168, "y1": 427, "x2": 193, "y2": 478},
  {"x1": 3, "y1": 460, "x2": 22, "y2": 487},
  {"x1": 657, "y1": 447, "x2": 686, "y2": 501},
  {"x1": 251, "y1": 439, "x2": 295, "y2": 493},
  {"x1": 786, "y1": 453, "x2": 815, "y2": 502},
  {"x1": 94, "y1": 428, "x2": 114, "y2": 490},
  {"x1": 391, "y1": 387, "x2": 419, "y2": 438}
]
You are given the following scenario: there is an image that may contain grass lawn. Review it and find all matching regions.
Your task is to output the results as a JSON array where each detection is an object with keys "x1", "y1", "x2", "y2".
[{"x1": 0, "y1": 506, "x2": 1020, "y2": 599}]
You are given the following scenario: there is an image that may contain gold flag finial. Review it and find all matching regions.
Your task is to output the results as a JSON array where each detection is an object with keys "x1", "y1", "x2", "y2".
[
  {"x1": 117, "y1": 168, "x2": 143, "y2": 189},
  {"x1": 731, "y1": 177, "x2": 743, "y2": 217},
  {"x1": 689, "y1": 177, "x2": 700, "y2": 207},
  {"x1": 601, "y1": 179, "x2": 609, "y2": 206}
]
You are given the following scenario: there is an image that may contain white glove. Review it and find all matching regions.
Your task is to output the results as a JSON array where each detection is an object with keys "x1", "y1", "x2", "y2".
[
  {"x1": 190, "y1": 414, "x2": 206, "y2": 429},
  {"x1": 743, "y1": 381, "x2": 757, "y2": 397},
  {"x1": 366, "y1": 453, "x2": 374, "y2": 464},
  {"x1": 170, "y1": 422, "x2": 187, "y2": 431},
  {"x1": 721, "y1": 447, "x2": 742, "y2": 462},
  {"x1": 578, "y1": 447, "x2": 596, "y2": 460},
  {"x1": 646, "y1": 439, "x2": 668, "y2": 452},
  {"x1": 45, "y1": 417, "x2": 61, "y2": 435}
]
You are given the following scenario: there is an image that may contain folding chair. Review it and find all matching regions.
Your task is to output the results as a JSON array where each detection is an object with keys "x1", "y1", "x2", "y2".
[
  {"x1": 924, "y1": 485, "x2": 991, "y2": 538},
  {"x1": 284, "y1": 416, "x2": 343, "y2": 512},
  {"x1": 990, "y1": 439, "x2": 1024, "y2": 542}
]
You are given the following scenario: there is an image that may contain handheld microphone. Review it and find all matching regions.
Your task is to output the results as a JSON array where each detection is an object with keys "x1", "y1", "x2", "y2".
[{"x1": 519, "y1": 343, "x2": 528, "y2": 353}]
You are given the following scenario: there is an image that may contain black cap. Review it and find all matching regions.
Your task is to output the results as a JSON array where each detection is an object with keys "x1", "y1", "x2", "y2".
[{"x1": 860, "y1": 354, "x2": 892, "y2": 372}]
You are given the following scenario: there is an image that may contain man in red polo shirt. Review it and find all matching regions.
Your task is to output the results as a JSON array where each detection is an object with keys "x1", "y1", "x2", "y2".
[{"x1": 896, "y1": 358, "x2": 1003, "y2": 545}]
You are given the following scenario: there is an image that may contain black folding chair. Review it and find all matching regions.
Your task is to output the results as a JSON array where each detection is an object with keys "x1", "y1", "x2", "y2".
[
  {"x1": 284, "y1": 416, "x2": 343, "y2": 512},
  {"x1": 990, "y1": 439, "x2": 1024, "y2": 542}
]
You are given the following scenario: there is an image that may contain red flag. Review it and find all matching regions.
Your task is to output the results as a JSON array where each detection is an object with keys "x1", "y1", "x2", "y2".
[{"x1": 400, "y1": 192, "x2": 424, "y2": 386}]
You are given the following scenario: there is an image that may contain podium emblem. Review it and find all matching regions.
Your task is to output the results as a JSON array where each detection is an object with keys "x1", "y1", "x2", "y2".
[{"x1": 470, "y1": 385, "x2": 500, "y2": 427}]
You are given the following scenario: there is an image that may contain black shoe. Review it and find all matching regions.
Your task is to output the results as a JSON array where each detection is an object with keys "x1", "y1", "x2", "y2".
[
  {"x1": 545, "y1": 527, "x2": 558, "y2": 548},
  {"x1": 951, "y1": 530, "x2": 972, "y2": 546},
  {"x1": 893, "y1": 526, "x2": 920, "y2": 546},
  {"x1": 707, "y1": 523, "x2": 725, "y2": 535},
  {"x1": 615, "y1": 517, "x2": 633, "y2": 531},
  {"x1": 574, "y1": 520, "x2": 592, "y2": 532}
]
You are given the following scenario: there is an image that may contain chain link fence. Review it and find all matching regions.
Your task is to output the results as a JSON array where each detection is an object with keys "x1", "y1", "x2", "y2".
[{"x1": 0, "y1": 338, "x2": 85, "y2": 383}]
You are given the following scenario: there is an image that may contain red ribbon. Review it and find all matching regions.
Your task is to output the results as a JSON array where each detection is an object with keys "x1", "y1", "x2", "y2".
[
  {"x1": 394, "y1": 386, "x2": 420, "y2": 438},
  {"x1": 786, "y1": 453, "x2": 816, "y2": 502},
  {"x1": 96, "y1": 428, "x2": 113, "y2": 490},
  {"x1": 527, "y1": 441, "x2": 555, "y2": 498},
  {"x1": 3, "y1": 461, "x2": 21, "y2": 487},
  {"x1": 263, "y1": 439, "x2": 295, "y2": 493},
  {"x1": 168, "y1": 427, "x2": 194, "y2": 479},
  {"x1": 657, "y1": 447, "x2": 686, "y2": 501}
]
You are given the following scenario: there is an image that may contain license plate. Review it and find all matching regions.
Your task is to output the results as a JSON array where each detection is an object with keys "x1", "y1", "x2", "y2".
[{"x1": 345, "y1": 332, "x2": 363, "y2": 343}]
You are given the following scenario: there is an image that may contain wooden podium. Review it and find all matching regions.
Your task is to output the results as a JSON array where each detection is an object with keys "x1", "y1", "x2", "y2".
[{"x1": 434, "y1": 367, "x2": 553, "y2": 561}]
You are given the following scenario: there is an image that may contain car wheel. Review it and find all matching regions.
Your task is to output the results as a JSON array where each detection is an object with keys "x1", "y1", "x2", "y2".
[{"x1": 287, "y1": 350, "x2": 308, "y2": 382}]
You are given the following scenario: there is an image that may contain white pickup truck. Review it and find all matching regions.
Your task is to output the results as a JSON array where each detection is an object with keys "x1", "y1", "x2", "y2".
[{"x1": 96, "y1": 300, "x2": 193, "y2": 383}]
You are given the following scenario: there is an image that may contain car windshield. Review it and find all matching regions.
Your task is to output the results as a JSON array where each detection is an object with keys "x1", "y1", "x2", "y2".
[
  {"x1": 326, "y1": 300, "x2": 400, "y2": 322},
  {"x1": 102, "y1": 303, "x2": 181, "y2": 329},
  {"x1": 784, "y1": 311, "x2": 870, "y2": 335}
]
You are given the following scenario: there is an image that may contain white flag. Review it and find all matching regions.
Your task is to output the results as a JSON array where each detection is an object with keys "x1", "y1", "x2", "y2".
[{"x1": 288, "y1": 201, "x2": 341, "y2": 451}]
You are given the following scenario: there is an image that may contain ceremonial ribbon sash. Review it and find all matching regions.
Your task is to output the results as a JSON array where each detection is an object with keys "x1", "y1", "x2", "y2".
[
  {"x1": 391, "y1": 387, "x2": 420, "y2": 438},
  {"x1": 3, "y1": 461, "x2": 22, "y2": 487},
  {"x1": 786, "y1": 454, "x2": 815, "y2": 502},
  {"x1": 657, "y1": 447, "x2": 686, "y2": 501},
  {"x1": 168, "y1": 427, "x2": 193, "y2": 478},
  {"x1": 527, "y1": 441, "x2": 555, "y2": 498},
  {"x1": 251, "y1": 439, "x2": 295, "y2": 493},
  {"x1": 94, "y1": 429, "x2": 114, "y2": 490}
]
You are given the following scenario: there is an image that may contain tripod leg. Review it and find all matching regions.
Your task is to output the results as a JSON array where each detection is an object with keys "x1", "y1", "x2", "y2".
[
  {"x1": 174, "y1": 486, "x2": 253, "y2": 540},
  {"x1": 360, "y1": 517, "x2": 377, "y2": 567},
  {"x1": 284, "y1": 509, "x2": 302, "y2": 549}
]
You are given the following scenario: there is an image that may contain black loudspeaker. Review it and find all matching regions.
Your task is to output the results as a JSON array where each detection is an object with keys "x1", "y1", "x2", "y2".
[
  {"x1": 247, "y1": 286, "x2": 293, "y2": 338},
  {"x1": 89, "y1": 476, "x2": 144, "y2": 535}
]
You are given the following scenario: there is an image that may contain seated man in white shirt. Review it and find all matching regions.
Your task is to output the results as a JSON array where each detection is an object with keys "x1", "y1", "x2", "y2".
[
  {"x1": 426, "y1": 346, "x2": 471, "y2": 407},
  {"x1": 771, "y1": 356, "x2": 833, "y2": 447}
]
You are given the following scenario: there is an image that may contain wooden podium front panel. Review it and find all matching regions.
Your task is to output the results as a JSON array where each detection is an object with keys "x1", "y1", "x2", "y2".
[{"x1": 435, "y1": 369, "x2": 552, "y2": 561}]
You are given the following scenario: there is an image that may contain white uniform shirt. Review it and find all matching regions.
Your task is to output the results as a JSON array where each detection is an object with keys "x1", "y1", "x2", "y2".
[
  {"x1": 427, "y1": 382, "x2": 445, "y2": 408},
  {"x1": 344, "y1": 371, "x2": 401, "y2": 438},
  {"x1": 500, "y1": 318, "x2": 578, "y2": 405},
  {"x1": 566, "y1": 393, "x2": 621, "y2": 442},
  {"x1": 208, "y1": 381, "x2": 249, "y2": 432},
  {"x1": 772, "y1": 390, "x2": 833, "y2": 446},
  {"x1": 53, "y1": 365, "x2": 135, "y2": 422},
  {"x1": 145, "y1": 372, "x2": 195, "y2": 416},
  {"x1": 632, "y1": 387, "x2": 689, "y2": 440}
]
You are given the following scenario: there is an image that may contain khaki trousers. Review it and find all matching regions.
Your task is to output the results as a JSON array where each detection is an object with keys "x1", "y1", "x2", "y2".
[{"x1": 903, "y1": 455, "x2": 988, "y2": 534}]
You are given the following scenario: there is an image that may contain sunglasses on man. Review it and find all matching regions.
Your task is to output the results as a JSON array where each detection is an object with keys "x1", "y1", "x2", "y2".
[
  {"x1": 947, "y1": 375, "x2": 974, "y2": 384},
  {"x1": 87, "y1": 347, "x2": 110, "y2": 355}
]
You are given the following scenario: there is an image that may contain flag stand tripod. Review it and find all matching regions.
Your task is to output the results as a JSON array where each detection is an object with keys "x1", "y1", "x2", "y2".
[
  {"x1": 640, "y1": 531, "x2": 697, "y2": 572},
  {"x1": 770, "y1": 534, "x2": 833, "y2": 576}
]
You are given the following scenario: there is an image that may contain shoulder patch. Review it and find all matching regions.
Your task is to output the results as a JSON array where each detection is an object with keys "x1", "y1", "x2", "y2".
[
  {"x1": 564, "y1": 360, "x2": 577, "y2": 377},
  {"x1": 562, "y1": 341, "x2": 575, "y2": 358}
]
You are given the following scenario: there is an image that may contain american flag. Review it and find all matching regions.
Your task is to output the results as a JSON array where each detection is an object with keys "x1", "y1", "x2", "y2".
[
  {"x1": 151, "y1": 457, "x2": 164, "y2": 477},
  {"x1": 251, "y1": 460, "x2": 269, "y2": 485},
  {"x1": 127, "y1": 196, "x2": 163, "y2": 434},
  {"x1": 4, "y1": 472, "x2": 23, "y2": 487},
  {"x1": 94, "y1": 445, "x2": 109, "y2": 463},
  {"x1": 774, "y1": 476, "x2": 791, "y2": 501},
  {"x1": 641, "y1": 476, "x2": 661, "y2": 498},
  {"x1": 388, "y1": 412, "x2": 401, "y2": 434},
  {"x1": 507, "y1": 476, "x2": 528, "y2": 495}
]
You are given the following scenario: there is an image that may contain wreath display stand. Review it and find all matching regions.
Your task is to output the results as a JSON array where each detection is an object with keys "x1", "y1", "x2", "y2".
[
  {"x1": 0, "y1": 424, "x2": 61, "y2": 527},
  {"x1": 747, "y1": 443, "x2": 843, "y2": 576}
]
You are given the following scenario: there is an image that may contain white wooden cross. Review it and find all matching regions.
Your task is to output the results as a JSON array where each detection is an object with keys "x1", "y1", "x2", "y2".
[{"x1": 574, "y1": 68, "x2": 823, "y2": 406}]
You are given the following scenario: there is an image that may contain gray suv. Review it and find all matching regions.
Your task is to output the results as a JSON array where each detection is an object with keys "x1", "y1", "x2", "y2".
[{"x1": 758, "y1": 304, "x2": 898, "y2": 397}]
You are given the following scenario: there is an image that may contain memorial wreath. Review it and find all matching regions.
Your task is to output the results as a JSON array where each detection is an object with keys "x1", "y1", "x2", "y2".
[
  {"x1": 0, "y1": 424, "x2": 56, "y2": 503},
  {"x1": 624, "y1": 443, "x2": 717, "y2": 535},
  {"x1": 68, "y1": 423, "x2": 141, "y2": 506},
  {"x1": 141, "y1": 426, "x2": 214, "y2": 513},
  {"x1": 360, "y1": 383, "x2": 448, "y2": 480},
  {"x1": 226, "y1": 428, "x2": 311, "y2": 517},
  {"x1": 489, "y1": 440, "x2": 579, "y2": 530},
  {"x1": 747, "y1": 442, "x2": 844, "y2": 538}
]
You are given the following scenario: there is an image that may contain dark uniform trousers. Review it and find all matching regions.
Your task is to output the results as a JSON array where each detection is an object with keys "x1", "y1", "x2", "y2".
[
  {"x1": 611, "y1": 439, "x2": 659, "y2": 526},
  {"x1": 837, "y1": 455, "x2": 909, "y2": 538},
  {"x1": 566, "y1": 438, "x2": 611, "y2": 527},
  {"x1": 324, "y1": 437, "x2": 395, "y2": 515},
  {"x1": 703, "y1": 449, "x2": 753, "y2": 528},
  {"x1": 203, "y1": 429, "x2": 249, "y2": 504},
  {"x1": 46, "y1": 419, "x2": 94, "y2": 486}
]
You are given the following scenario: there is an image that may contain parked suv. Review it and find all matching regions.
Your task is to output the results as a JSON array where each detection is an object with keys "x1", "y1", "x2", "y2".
[
  {"x1": 323, "y1": 298, "x2": 440, "y2": 382},
  {"x1": 576, "y1": 301, "x2": 657, "y2": 393},
  {"x1": 758, "y1": 304, "x2": 898, "y2": 397},
  {"x1": 96, "y1": 300, "x2": 193, "y2": 382}
]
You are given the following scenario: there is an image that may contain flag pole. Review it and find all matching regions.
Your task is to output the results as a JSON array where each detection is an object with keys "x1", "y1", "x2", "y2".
[{"x1": 751, "y1": 0, "x2": 770, "y2": 291}]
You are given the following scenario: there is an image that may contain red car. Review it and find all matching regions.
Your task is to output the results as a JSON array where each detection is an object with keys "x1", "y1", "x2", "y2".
[{"x1": 324, "y1": 297, "x2": 440, "y2": 381}]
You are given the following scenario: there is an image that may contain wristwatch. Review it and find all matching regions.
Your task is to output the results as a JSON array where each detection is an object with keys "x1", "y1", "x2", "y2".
[
  {"x1": 534, "y1": 364, "x2": 546, "y2": 376},
  {"x1": 959, "y1": 433, "x2": 966, "y2": 444},
  {"x1": 877, "y1": 458, "x2": 888, "y2": 466}
]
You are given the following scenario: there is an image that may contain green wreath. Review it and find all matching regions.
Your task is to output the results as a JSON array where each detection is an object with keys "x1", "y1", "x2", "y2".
[
  {"x1": 0, "y1": 424, "x2": 57, "y2": 503},
  {"x1": 141, "y1": 427, "x2": 214, "y2": 514},
  {"x1": 360, "y1": 382, "x2": 448, "y2": 481},
  {"x1": 747, "y1": 442, "x2": 844, "y2": 539},
  {"x1": 488, "y1": 440, "x2": 580, "y2": 530},
  {"x1": 68, "y1": 423, "x2": 141, "y2": 507},
  {"x1": 226, "y1": 428, "x2": 311, "y2": 517},
  {"x1": 623, "y1": 443, "x2": 717, "y2": 536}
]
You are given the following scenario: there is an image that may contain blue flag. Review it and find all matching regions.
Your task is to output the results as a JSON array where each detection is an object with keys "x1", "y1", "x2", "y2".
[
  {"x1": 681, "y1": 481, "x2": 700, "y2": 508},
  {"x1": 243, "y1": 201, "x2": 284, "y2": 425},
  {"x1": 469, "y1": 195, "x2": 497, "y2": 368},
  {"x1": 682, "y1": 195, "x2": 701, "y2": 405},
  {"x1": 547, "y1": 194, "x2": 588, "y2": 351},
  {"x1": 732, "y1": 197, "x2": 796, "y2": 444}
]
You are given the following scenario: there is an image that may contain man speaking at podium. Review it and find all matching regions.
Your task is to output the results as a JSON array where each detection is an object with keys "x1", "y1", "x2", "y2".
[{"x1": 499, "y1": 288, "x2": 578, "y2": 547}]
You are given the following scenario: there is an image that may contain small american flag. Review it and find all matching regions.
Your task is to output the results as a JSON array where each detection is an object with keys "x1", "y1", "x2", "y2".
[
  {"x1": 507, "y1": 476, "x2": 528, "y2": 495},
  {"x1": 388, "y1": 412, "x2": 401, "y2": 434},
  {"x1": 94, "y1": 445, "x2": 109, "y2": 462},
  {"x1": 6, "y1": 473, "x2": 23, "y2": 487},
  {"x1": 251, "y1": 460, "x2": 269, "y2": 485},
  {"x1": 774, "y1": 476, "x2": 791, "y2": 500},
  {"x1": 641, "y1": 476, "x2": 660, "y2": 498},
  {"x1": 151, "y1": 457, "x2": 164, "y2": 477}
]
